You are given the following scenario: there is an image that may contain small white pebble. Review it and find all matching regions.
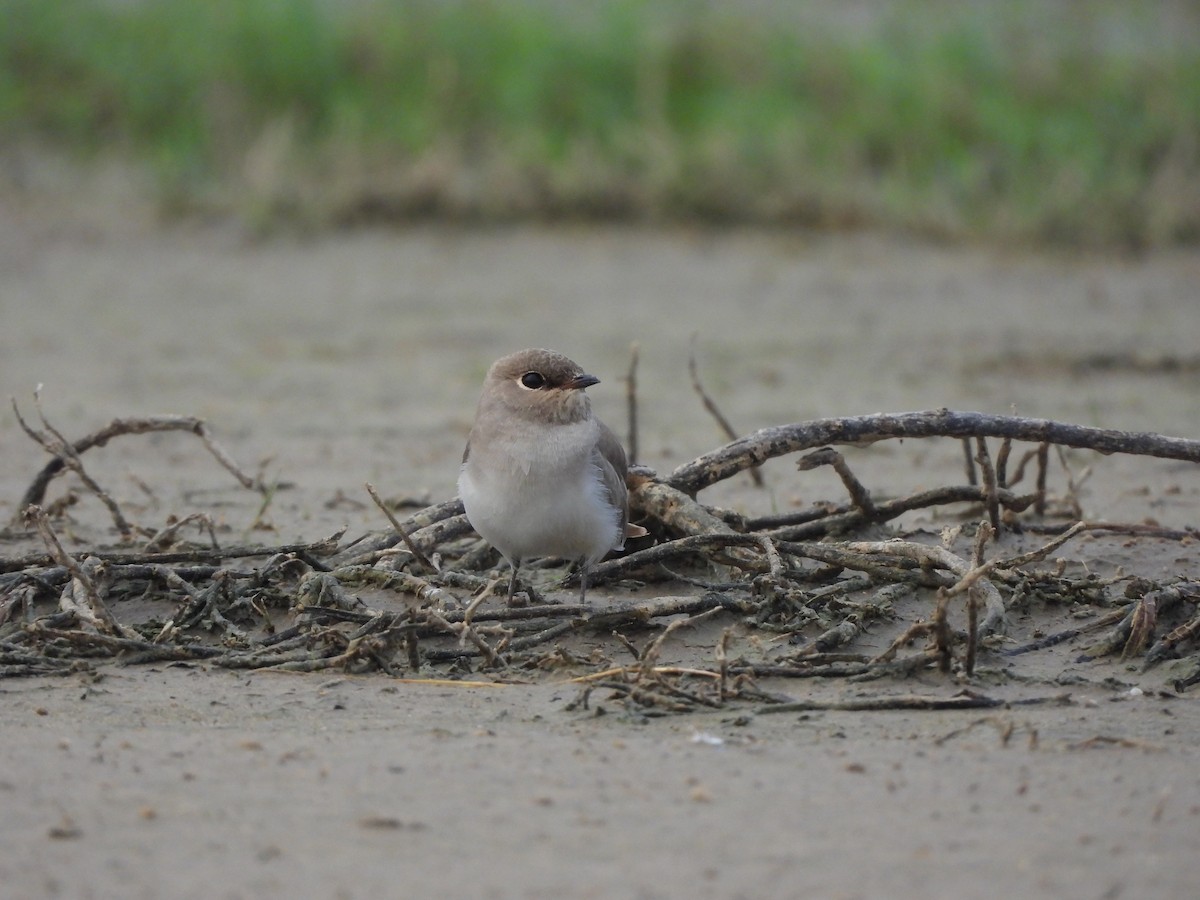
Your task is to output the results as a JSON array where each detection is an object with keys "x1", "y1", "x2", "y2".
[{"x1": 690, "y1": 730, "x2": 724, "y2": 746}]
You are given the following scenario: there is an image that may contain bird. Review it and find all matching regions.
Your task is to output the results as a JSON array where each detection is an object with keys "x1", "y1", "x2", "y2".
[{"x1": 457, "y1": 348, "x2": 642, "y2": 604}]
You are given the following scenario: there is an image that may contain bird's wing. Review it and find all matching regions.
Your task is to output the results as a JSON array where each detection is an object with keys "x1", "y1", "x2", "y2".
[{"x1": 595, "y1": 420, "x2": 637, "y2": 548}]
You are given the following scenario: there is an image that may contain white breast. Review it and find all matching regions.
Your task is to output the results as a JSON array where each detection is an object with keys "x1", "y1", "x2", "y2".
[{"x1": 458, "y1": 419, "x2": 621, "y2": 566}]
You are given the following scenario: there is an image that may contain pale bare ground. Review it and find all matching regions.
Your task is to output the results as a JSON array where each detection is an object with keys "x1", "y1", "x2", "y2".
[{"x1": 2, "y1": 196, "x2": 1200, "y2": 899}]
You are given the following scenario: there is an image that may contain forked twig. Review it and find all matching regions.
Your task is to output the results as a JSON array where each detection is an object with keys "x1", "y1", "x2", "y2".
[
  {"x1": 13, "y1": 393, "x2": 135, "y2": 536},
  {"x1": 797, "y1": 447, "x2": 877, "y2": 522},
  {"x1": 11, "y1": 395, "x2": 265, "y2": 527}
]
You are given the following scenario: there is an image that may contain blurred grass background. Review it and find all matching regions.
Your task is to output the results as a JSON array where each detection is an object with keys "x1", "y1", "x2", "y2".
[{"x1": 2, "y1": 0, "x2": 1197, "y2": 246}]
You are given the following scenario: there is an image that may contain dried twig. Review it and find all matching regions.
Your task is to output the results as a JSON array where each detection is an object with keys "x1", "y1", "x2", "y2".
[
  {"x1": 964, "y1": 522, "x2": 992, "y2": 675},
  {"x1": 797, "y1": 448, "x2": 877, "y2": 522},
  {"x1": 22, "y1": 506, "x2": 134, "y2": 638},
  {"x1": 1080, "y1": 583, "x2": 1198, "y2": 662},
  {"x1": 975, "y1": 437, "x2": 1001, "y2": 531},
  {"x1": 688, "y1": 335, "x2": 763, "y2": 487},
  {"x1": 144, "y1": 513, "x2": 219, "y2": 553},
  {"x1": 1034, "y1": 442, "x2": 1050, "y2": 515},
  {"x1": 1, "y1": 532, "x2": 343, "y2": 577},
  {"x1": 365, "y1": 482, "x2": 437, "y2": 572},
  {"x1": 757, "y1": 484, "x2": 1037, "y2": 540},
  {"x1": 1145, "y1": 589, "x2": 1200, "y2": 667},
  {"x1": 626, "y1": 341, "x2": 639, "y2": 465}
]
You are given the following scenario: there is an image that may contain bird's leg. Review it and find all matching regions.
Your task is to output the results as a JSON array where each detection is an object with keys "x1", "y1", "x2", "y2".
[
  {"x1": 505, "y1": 560, "x2": 522, "y2": 606},
  {"x1": 578, "y1": 558, "x2": 589, "y2": 605}
]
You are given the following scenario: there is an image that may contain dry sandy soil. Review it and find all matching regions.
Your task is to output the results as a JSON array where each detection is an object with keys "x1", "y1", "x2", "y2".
[{"x1": 2, "y1": 196, "x2": 1200, "y2": 899}]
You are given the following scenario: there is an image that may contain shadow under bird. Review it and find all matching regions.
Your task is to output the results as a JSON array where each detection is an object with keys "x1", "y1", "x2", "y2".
[{"x1": 458, "y1": 348, "x2": 646, "y2": 603}]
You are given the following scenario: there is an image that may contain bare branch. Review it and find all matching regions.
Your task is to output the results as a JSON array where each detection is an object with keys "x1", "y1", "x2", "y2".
[
  {"x1": 12, "y1": 398, "x2": 264, "y2": 523},
  {"x1": 670, "y1": 409, "x2": 1200, "y2": 494}
]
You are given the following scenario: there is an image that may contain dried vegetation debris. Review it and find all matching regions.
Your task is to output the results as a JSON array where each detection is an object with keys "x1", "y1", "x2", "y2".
[{"x1": 2, "y1": 392, "x2": 1200, "y2": 714}]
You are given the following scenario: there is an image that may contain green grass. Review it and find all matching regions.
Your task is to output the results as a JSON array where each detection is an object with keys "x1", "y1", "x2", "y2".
[{"x1": 2, "y1": 0, "x2": 1198, "y2": 245}]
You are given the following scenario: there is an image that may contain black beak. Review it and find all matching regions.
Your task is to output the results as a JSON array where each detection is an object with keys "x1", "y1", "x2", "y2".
[{"x1": 566, "y1": 373, "x2": 600, "y2": 390}]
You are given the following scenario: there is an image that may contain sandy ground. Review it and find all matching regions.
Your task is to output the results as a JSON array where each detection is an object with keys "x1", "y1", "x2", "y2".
[{"x1": 2, "y1": 197, "x2": 1200, "y2": 899}]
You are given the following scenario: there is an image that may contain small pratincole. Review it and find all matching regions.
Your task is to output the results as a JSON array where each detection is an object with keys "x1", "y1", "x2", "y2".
[{"x1": 458, "y1": 348, "x2": 643, "y2": 603}]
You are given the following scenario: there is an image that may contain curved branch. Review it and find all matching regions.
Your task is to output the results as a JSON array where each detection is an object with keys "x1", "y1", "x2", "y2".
[
  {"x1": 668, "y1": 409, "x2": 1200, "y2": 494},
  {"x1": 12, "y1": 404, "x2": 264, "y2": 516}
]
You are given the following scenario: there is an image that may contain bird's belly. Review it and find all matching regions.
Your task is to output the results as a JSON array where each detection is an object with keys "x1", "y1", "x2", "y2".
[{"x1": 459, "y1": 463, "x2": 620, "y2": 565}]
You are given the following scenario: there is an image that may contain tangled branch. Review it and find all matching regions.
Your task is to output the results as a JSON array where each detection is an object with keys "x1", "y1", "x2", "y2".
[{"x1": 3, "y1": 402, "x2": 1199, "y2": 712}]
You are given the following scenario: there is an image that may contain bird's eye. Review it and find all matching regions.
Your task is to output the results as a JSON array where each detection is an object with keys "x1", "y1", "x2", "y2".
[{"x1": 520, "y1": 372, "x2": 546, "y2": 389}]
